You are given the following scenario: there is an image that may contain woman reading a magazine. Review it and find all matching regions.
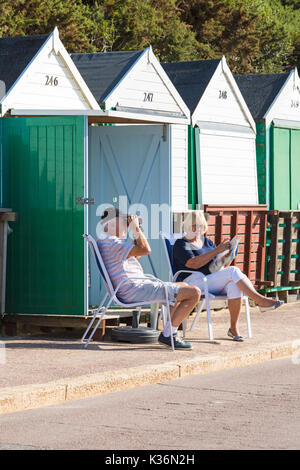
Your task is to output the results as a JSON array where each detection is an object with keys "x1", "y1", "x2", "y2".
[{"x1": 173, "y1": 211, "x2": 283, "y2": 341}]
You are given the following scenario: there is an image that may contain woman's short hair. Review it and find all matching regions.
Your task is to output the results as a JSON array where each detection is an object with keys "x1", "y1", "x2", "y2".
[{"x1": 183, "y1": 211, "x2": 208, "y2": 235}]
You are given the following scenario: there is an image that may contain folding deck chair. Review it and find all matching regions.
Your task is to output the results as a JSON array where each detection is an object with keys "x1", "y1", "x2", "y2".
[
  {"x1": 160, "y1": 232, "x2": 252, "y2": 341},
  {"x1": 81, "y1": 234, "x2": 176, "y2": 350}
]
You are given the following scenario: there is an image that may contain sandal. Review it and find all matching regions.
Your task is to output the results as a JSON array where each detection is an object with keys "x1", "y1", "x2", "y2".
[
  {"x1": 259, "y1": 300, "x2": 283, "y2": 313},
  {"x1": 227, "y1": 328, "x2": 244, "y2": 342}
]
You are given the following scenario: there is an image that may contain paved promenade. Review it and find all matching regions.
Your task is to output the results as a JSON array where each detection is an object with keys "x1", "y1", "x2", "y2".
[{"x1": 0, "y1": 302, "x2": 299, "y2": 414}]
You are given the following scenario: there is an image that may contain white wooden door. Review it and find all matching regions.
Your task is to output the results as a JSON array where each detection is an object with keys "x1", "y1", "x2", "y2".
[
  {"x1": 198, "y1": 129, "x2": 258, "y2": 204},
  {"x1": 88, "y1": 124, "x2": 171, "y2": 307}
]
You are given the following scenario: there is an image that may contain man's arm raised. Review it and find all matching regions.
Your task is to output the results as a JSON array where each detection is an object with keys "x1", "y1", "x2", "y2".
[{"x1": 126, "y1": 215, "x2": 151, "y2": 258}]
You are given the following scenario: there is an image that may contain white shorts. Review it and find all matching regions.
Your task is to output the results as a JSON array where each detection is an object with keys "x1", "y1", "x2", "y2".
[{"x1": 184, "y1": 266, "x2": 246, "y2": 299}]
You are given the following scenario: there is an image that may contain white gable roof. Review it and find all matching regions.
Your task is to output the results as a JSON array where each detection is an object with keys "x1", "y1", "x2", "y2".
[
  {"x1": 193, "y1": 57, "x2": 256, "y2": 132},
  {"x1": 0, "y1": 28, "x2": 99, "y2": 116},
  {"x1": 264, "y1": 68, "x2": 300, "y2": 127},
  {"x1": 104, "y1": 47, "x2": 190, "y2": 121}
]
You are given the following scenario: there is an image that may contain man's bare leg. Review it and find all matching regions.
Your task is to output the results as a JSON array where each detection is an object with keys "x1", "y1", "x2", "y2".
[
  {"x1": 171, "y1": 284, "x2": 201, "y2": 327},
  {"x1": 162, "y1": 283, "x2": 201, "y2": 338}
]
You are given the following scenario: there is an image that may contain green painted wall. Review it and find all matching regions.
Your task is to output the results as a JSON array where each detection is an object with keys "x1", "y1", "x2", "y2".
[
  {"x1": 188, "y1": 125, "x2": 196, "y2": 209},
  {"x1": 256, "y1": 121, "x2": 270, "y2": 207},
  {"x1": 188, "y1": 126, "x2": 202, "y2": 209},
  {"x1": 291, "y1": 129, "x2": 300, "y2": 210},
  {"x1": 2, "y1": 116, "x2": 85, "y2": 315},
  {"x1": 194, "y1": 127, "x2": 202, "y2": 207}
]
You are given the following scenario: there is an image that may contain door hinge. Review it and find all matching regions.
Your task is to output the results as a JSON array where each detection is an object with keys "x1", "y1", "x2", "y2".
[{"x1": 76, "y1": 197, "x2": 95, "y2": 205}]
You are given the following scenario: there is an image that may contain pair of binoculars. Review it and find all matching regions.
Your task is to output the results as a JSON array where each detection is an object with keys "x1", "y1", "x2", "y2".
[{"x1": 127, "y1": 215, "x2": 143, "y2": 227}]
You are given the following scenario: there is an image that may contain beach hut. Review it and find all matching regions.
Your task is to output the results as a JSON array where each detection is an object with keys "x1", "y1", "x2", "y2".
[
  {"x1": 0, "y1": 29, "x2": 102, "y2": 317},
  {"x1": 235, "y1": 69, "x2": 300, "y2": 210},
  {"x1": 0, "y1": 33, "x2": 190, "y2": 316},
  {"x1": 71, "y1": 48, "x2": 190, "y2": 305},
  {"x1": 162, "y1": 57, "x2": 258, "y2": 208}
]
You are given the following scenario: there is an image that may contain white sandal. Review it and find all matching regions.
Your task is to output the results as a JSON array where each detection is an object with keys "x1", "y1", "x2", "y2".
[
  {"x1": 259, "y1": 300, "x2": 283, "y2": 313},
  {"x1": 227, "y1": 328, "x2": 244, "y2": 342}
]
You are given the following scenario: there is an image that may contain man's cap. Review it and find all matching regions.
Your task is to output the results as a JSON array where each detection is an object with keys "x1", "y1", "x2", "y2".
[{"x1": 100, "y1": 207, "x2": 127, "y2": 225}]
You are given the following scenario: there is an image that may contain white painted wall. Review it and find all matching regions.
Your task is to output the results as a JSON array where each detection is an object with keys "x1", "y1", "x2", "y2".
[
  {"x1": 105, "y1": 50, "x2": 188, "y2": 117},
  {"x1": 171, "y1": 124, "x2": 188, "y2": 211},
  {"x1": 192, "y1": 59, "x2": 258, "y2": 205},
  {"x1": 1, "y1": 30, "x2": 98, "y2": 114},
  {"x1": 10, "y1": 50, "x2": 90, "y2": 110},
  {"x1": 193, "y1": 63, "x2": 250, "y2": 127},
  {"x1": 199, "y1": 130, "x2": 258, "y2": 204}
]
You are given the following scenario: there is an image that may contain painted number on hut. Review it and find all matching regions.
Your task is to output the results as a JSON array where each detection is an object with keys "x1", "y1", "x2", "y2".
[
  {"x1": 143, "y1": 92, "x2": 153, "y2": 102},
  {"x1": 45, "y1": 76, "x2": 58, "y2": 86},
  {"x1": 219, "y1": 90, "x2": 228, "y2": 99},
  {"x1": 291, "y1": 99, "x2": 299, "y2": 108}
]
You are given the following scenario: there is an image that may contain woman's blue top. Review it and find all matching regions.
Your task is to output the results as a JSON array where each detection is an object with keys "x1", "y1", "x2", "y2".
[{"x1": 172, "y1": 237, "x2": 216, "y2": 281}]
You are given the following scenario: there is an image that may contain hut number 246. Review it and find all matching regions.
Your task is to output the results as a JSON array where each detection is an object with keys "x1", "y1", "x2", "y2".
[{"x1": 45, "y1": 75, "x2": 58, "y2": 86}]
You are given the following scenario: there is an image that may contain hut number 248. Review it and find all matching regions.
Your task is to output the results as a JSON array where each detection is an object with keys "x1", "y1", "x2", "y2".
[{"x1": 219, "y1": 90, "x2": 227, "y2": 99}]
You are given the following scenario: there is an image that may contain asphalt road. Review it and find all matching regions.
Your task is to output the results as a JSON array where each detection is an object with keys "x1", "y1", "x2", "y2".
[{"x1": 0, "y1": 357, "x2": 299, "y2": 450}]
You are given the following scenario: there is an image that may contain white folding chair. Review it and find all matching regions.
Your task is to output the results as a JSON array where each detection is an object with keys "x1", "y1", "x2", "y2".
[
  {"x1": 160, "y1": 232, "x2": 252, "y2": 341},
  {"x1": 81, "y1": 234, "x2": 176, "y2": 350}
]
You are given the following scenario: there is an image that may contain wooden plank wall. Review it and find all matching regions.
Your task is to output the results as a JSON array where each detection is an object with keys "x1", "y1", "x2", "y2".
[{"x1": 267, "y1": 211, "x2": 300, "y2": 287}]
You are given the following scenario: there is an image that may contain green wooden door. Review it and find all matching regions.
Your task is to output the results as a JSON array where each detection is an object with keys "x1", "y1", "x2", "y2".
[
  {"x1": 291, "y1": 129, "x2": 300, "y2": 210},
  {"x1": 2, "y1": 116, "x2": 85, "y2": 315},
  {"x1": 271, "y1": 126, "x2": 300, "y2": 210},
  {"x1": 271, "y1": 126, "x2": 290, "y2": 210}
]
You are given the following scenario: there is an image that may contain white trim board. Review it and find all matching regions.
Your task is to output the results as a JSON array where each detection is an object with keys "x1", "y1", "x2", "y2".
[{"x1": 10, "y1": 108, "x2": 190, "y2": 124}]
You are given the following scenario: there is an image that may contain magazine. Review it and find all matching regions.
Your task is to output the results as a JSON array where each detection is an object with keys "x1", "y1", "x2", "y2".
[{"x1": 209, "y1": 236, "x2": 239, "y2": 273}]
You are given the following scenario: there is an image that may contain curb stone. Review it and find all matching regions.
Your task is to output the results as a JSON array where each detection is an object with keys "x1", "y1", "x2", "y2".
[{"x1": 0, "y1": 339, "x2": 299, "y2": 415}]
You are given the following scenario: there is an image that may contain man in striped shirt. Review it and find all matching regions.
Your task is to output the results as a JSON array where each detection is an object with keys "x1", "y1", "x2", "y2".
[{"x1": 97, "y1": 207, "x2": 201, "y2": 350}]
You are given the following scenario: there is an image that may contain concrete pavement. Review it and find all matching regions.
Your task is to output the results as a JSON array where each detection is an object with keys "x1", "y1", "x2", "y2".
[
  {"x1": 0, "y1": 302, "x2": 299, "y2": 414},
  {"x1": 1, "y1": 357, "x2": 299, "y2": 449}
]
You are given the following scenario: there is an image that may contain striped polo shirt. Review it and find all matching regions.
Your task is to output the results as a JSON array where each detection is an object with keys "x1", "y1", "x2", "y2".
[{"x1": 97, "y1": 234, "x2": 146, "y2": 302}]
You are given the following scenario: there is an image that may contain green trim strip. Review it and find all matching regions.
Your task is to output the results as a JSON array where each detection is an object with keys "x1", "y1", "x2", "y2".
[{"x1": 194, "y1": 127, "x2": 202, "y2": 206}]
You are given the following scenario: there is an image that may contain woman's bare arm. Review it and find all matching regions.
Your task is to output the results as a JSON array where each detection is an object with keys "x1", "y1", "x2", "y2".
[{"x1": 185, "y1": 239, "x2": 231, "y2": 269}]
